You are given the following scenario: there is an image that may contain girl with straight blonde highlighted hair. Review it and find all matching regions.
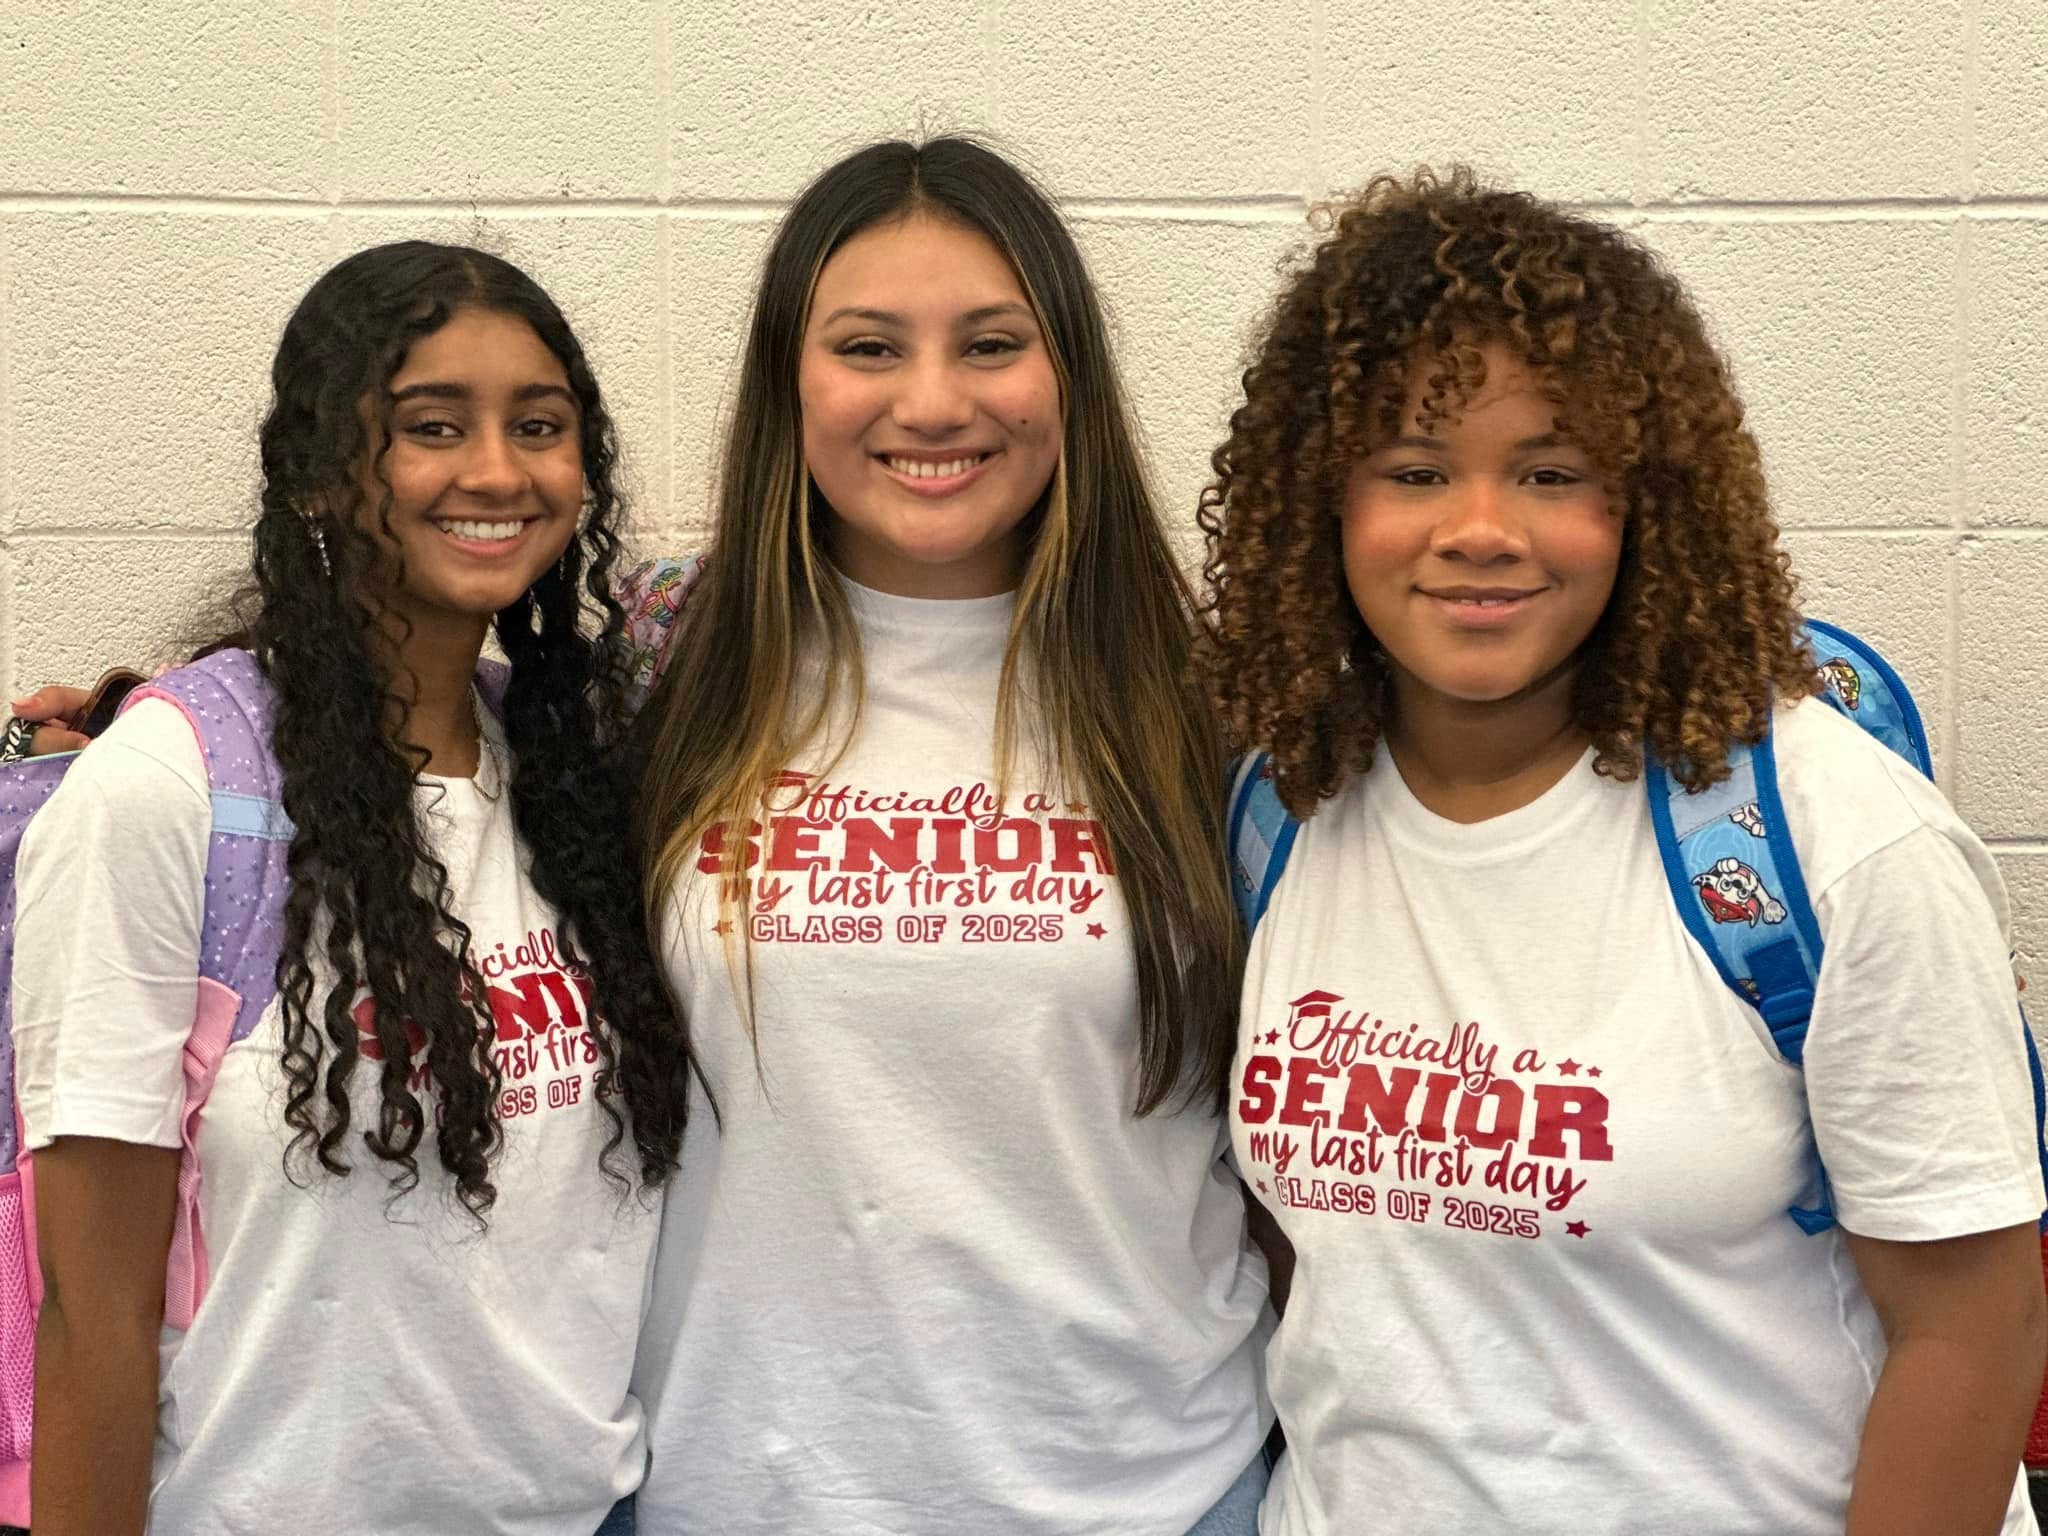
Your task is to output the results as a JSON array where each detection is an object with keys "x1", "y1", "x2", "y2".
[{"x1": 620, "y1": 137, "x2": 1273, "y2": 1535}]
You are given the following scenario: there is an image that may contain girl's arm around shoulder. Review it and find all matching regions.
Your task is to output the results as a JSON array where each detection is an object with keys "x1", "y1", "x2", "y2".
[{"x1": 13, "y1": 697, "x2": 214, "y2": 1154}]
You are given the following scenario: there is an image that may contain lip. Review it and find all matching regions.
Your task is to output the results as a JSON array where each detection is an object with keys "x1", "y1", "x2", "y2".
[
  {"x1": 428, "y1": 515, "x2": 544, "y2": 558},
  {"x1": 874, "y1": 450, "x2": 999, "y2": 499},
  {"x1": 1417, "y1": 585, "x2": 1548, "y2": 629}
]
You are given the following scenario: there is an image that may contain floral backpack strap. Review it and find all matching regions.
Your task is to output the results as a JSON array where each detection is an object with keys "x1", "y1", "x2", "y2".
[{"x1": 614, "y1": 553, "x2": 707, "y2": 717}]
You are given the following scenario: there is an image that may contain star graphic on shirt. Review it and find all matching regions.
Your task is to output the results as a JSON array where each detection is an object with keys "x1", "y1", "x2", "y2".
[
  {"x1": 1263, "y1": 1029, "x2": 1280, "y2": 1046},
  {"x1": 711, "y1": 919, "x2": 734, "y2": 937},
  {"x1": 1085, "y1": 922, "x2": 1107, "y2": 939},
  {"x1": 1587, "y1": 1066, "x2": 1603, "y2": 1078},
  {"x1": 1558, "y1": 1058, "x2": 1582, "y2": 1076},
  {"x1": 1256, "y1": 1180, "x2": 1269, "y2": 1195},
  {"x1": 1065, "y1": 800, "x2": 1088, "y2": 814},
  {"x1": 1565, "y1": 1220, "x2": 1590, "y2": 1238}
]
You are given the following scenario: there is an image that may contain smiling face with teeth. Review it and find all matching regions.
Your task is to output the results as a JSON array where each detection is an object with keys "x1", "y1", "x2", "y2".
[
  {"x1": 366, "y1": 306, "x2": 585, "y2": 645},
  {"x1": 798, "y1": 211, "x2": 1063, "y2": 599},
  {"x1": 1341, "y1": 341, "x2": 1622, "y2": 715}
]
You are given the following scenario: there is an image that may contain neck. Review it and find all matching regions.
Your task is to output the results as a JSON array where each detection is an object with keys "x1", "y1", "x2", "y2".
[
  {"x1": 1383, "y1": 664, "x2": 1589, "y2": 824},
  {"x1": 375, "y1": 609, "x2": 490, "y2": 777}
]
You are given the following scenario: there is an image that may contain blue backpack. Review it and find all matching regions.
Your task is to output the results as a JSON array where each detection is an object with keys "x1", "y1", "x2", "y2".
[{"x1": 1226, "y1": 618, "x2": 2048, "y2": 1235}]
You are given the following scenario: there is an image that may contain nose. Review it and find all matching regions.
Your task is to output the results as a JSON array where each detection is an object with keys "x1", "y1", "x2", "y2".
[
  {"x1": 889, "y1": 354, "x2": 975, "y2": 437},
  {"x1": 1428, "y1": 478, "x2": 1529, "y2": 564},
  {"x1": 454, "y1": 425, "x2": 531, "y2": 500}
]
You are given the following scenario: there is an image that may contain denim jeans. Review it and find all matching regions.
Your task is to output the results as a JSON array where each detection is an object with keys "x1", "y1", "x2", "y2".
[{"x1": 1186, "y1": 1448, "x2": 1269, "y2": 1536}]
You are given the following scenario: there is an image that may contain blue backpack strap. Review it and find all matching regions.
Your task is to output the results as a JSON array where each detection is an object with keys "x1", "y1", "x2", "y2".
[
  {"x1": 1227, "y1": 752, "x2": 1302, "y2": 937},
  {"x1": 1801, "y1": 617, "x2": 1933, "y2": 777},
  {"x1": 1649, "y1": 728, "x2": 1834, "y2": 1232}
]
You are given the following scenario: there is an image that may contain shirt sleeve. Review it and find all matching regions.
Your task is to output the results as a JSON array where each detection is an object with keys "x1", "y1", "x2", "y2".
[
  {"x1": 1804, "y1": 823, "x2": 2044, "y2": 1242},
  {"x1": 14, "y1": 697, "x2": 214, "y2": 1152}
]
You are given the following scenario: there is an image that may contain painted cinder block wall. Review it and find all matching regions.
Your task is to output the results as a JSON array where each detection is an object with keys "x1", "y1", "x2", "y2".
[{"x1": 3, "y1": 1, "x2": 2045, "y2": 956}]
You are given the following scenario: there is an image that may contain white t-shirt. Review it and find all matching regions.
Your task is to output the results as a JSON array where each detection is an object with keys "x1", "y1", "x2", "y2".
[
  {"x1": 14, "y1": 696, "x2": 658, "y2": 1536},
  {"x1": 633, "y1": 580, "x2": 1271, "y2": 1535},
  {"x1": 1232, "y1": 698, "x2": 2043, "y2": 1536}
]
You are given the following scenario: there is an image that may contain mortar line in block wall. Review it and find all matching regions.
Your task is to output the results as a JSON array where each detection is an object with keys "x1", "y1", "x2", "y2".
[
  {"x1": 1631, "y1": 0, "x2": 1650, "y2": 207},
  {"x1": 655, "y1": 1, "x2": 673, "y2": 205},
  {"x1": 324, "y1": 0, "x2": 342, "y2": 205},
  {"x1": 1777, "y1": 528, "x2": 2048, "y2": 544},
  {"x1": 1942, "y1": 541, "x2": 1961, "y2": 789},
  {"x1": 1991, "y1": 841, "x2": 2048, "y2": 856},
  {"x1": 979, "y1": 0, "x2": 1002, "y2": 131},
  {"x1": 0, "y1": 227, "x2": 11, "y2": 542},
  {"x1": 1961, "y1": 0, "x2": 1981, "y2": 202},
  {"x1": 1306, "y1": 0, "x2": 1327, "y2": 202},
  {"x1": 4, "y1": 190, "x2": 2048, "y2": 224},
  {"x1": 4, "y1": 528, "x2": 255, "y2": 546},
  {"x1": 1952, "y1": 220, "x2": 1974, "y2": 530},
  {"x1": 658, "y1": 214, "x2": 675, "y2": 532}
]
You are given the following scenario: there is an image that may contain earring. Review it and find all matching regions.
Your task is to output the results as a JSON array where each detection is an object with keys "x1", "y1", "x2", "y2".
[{"x1": 304, "y1": 516, "x2": 331, "y2": 578}]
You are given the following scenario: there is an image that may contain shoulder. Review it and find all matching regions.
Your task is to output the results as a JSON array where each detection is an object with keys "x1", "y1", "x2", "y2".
[
  {"x1": 19, "y1": 696, "x2": 213, "y2": 885},
  {"x1": 49, "y1": 696, "x2": 211, "y2": 811},
  {"x1": 1768, "y1": 695, "x2": 2004, "y2": 930}
]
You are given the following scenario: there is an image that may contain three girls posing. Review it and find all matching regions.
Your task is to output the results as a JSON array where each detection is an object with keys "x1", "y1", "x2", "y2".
[{"x1": 12, "y1": 143, "x2": 2045, "y2": 1534}]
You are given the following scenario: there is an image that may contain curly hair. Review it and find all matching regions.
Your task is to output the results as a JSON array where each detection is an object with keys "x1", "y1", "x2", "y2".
[
  {"x1": 1195, "y1": 167, "x2": 1818, "y2": 816},
  {"x1": 229, "y1": 241, "x2": 693, "y2": 1215}
]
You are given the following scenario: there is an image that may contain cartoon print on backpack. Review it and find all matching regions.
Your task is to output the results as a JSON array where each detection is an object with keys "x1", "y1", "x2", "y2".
[
  {"x1": 1728, "y1": 802, "x2": 1766, "y2": 838},
  {"x1": 1819, "y1": 657, "x2": 1862, "y2": 711},
  {"x1": 1692, "y1": 857, "x2": 1789, "y2": 928}
]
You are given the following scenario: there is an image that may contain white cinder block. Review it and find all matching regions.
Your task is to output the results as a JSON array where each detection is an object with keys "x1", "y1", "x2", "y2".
[
  {"x1": 1074, "y1": 216, "x2": 1303, "y2": 545},
  {"x1": 1320, "y1": 0, "x2": 1635, "y2": 203},
  {"x1": 338, "y1": 0, "x2": 660, "y2": 201},
  {"x1": 1964, "y1": 221, "x2": 2048, "y2": 529},
  {"x1": 3, "y1": 214, "x2": 334, "y2": 533},
  {"x1": 1976, "y1": 9, "x2": 2048, "y2": 196},
  {"x1": 1995, "y1": 853, "x2": 2048, "y2": 980},
  {"x1": 669, "y1": 1, "x2": 990, "y2": 202},
  {"x1": 5, "y1": 535, "x2": 249, "y2": 698},
  {"x1": 1956, "y1": 538, "x2": 2048, "y2": 840},
  {"x1": 1643, "y1": 0, "x2": 1965, "y2": 203},
  {"x1": 1778, "y1": 531, "x2": 1951, "y2": 778},
  {"x1": 1645, "y1": 219, "x2": 1957, "y2": 528},
  {"x1": 667, "y1": 217, "x2": 777, "y2": 551},
  {"x1": 998, "y1": 0, "x2": 1310, "y2": 199},
  {"x1": 330, "y1": 215, "x2": 667, "y2": 535},
  {"x1": 0, "y1": 0, "x2": 327, "y2": 196}
]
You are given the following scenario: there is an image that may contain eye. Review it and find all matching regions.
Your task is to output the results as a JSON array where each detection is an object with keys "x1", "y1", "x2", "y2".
[
  {"x1": 401, "y1": 417, "x2": 461, "y2": 441},
  {"x1": 834, "y1": 338, "x2": 896, "y2": 361},
  {"x1": 1388, "y1": 466, "x2": 1446, "y2": 487},
  {"x1": 513, "y1": 416, "x2": 568, "y2": 440},
  {"x1": 1525, "y1": 466, "x2": 1584, "y2": 488},
  {"x1": 965, "y1": 334, "x2": 1025, "y2": 359}
]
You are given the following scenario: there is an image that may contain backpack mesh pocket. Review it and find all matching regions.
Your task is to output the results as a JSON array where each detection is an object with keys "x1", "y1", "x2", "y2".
[{"x1": 0, "y1": 1174, "x2": 34, "y2": 1462}]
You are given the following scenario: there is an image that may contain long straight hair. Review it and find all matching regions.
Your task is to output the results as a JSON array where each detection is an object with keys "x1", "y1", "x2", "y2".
[{"x1": 636, "y1": 137, "x2": 1239, "y2": 1114}]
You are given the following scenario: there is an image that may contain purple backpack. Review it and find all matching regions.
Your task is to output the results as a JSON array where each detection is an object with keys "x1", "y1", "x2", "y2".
[{"x1": 0, "y1": 646, "x2": 433, "y2": 1522}]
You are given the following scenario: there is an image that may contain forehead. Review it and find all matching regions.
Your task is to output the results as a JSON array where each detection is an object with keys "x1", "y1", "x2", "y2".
[
  {"x1": 809, "y1": 212, "x2": 1029, "y2": 321},
  {"x1": 391, "y1": 306, "x2": 567, "y2": 387}
]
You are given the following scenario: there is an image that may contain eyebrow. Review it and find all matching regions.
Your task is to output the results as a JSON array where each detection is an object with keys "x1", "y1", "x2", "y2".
[
  {"x1": 389, "y1": 381, "x2": 578, "y2": 406},
  {"x1": 1382, "y1": 431, "x2": 1573, "y2": 451},
  {"x1": 816, "y1": 302, "x2": 1035, "y2": 328}
]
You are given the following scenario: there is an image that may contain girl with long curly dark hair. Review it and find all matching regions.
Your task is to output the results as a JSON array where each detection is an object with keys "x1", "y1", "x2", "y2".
[
  {"x1": 619, "y1": 137, "x2": 1271, "y2": 1534},
  {"x1": 1200, "y1": 168, "x2": 2045, "y2": 1534},
  {"x1": 13, "y1": 241, "x2": 692, "y2": 1536}
]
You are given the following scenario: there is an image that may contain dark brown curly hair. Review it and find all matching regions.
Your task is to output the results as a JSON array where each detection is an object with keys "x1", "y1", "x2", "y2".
[{"x1": 1195, "y1": 167, "x2": 1818, "y2": 816}]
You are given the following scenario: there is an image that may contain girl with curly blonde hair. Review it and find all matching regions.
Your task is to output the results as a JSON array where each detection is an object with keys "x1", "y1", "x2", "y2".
[{"x1": 1200, "y1": 169, "x2": 2045, "y2": 1534}]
